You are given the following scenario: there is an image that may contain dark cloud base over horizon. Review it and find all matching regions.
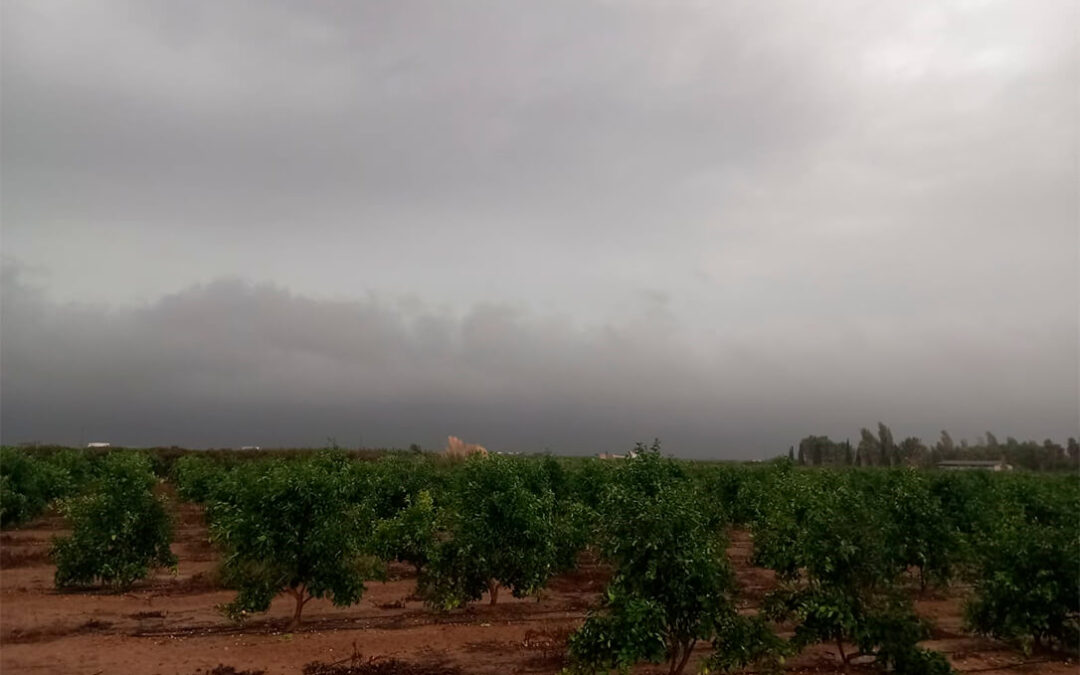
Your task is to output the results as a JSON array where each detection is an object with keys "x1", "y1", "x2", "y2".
[{"x1": 2, "y1": 266, "x2": 1075, "y2": 458}]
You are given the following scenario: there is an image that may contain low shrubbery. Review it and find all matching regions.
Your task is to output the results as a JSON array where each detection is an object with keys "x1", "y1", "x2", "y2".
[
  {"x1": 209, "y1": 455, "x2": 383, "y2": 629},
  {"x1": 965, "y1": 476, "x2": 1080, "y2": 653},
  {"x1": 568, "y1": 445, "x2": 781, "y2": 675},
  {"x1": 419, "y1": 455, "x2": 582, "y2": 609},
  {"x1": 51, "y1": 452, "x2": 176, "y2": 589},
  {"x1": 0, "y1": 448, "x2": 94, "y2": 527}
]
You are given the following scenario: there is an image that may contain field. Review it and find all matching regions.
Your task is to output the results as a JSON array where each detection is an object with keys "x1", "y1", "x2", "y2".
[
  {"x1": 1, "y1": 447, "x2": 1077, "y2": 674},
  {"x1": 0, "y1": 507, "x2": 1072, "y2": 673}
]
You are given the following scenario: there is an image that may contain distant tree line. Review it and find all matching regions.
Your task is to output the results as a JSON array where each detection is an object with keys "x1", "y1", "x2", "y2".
[{"x1": 788, "y1": 424, "x2": 1079, "y2": 471}]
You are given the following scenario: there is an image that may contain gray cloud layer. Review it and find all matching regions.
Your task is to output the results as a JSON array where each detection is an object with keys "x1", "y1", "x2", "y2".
[
  {"x1": 2, "y1": 1, "x2": 1077, "y2": 454},
  {"x1": 3, "y1": 267, "x2": 1075, "y2": 455}
]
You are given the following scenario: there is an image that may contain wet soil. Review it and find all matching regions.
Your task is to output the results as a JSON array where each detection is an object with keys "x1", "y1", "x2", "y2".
[{"x1": 1, "y1": 506, "x2": 1074, "y2": 674}]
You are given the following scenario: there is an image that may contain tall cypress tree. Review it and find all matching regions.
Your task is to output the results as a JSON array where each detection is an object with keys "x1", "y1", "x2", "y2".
[{"x1": 877, "y1": 422, "x2": 895, "y2": 467}]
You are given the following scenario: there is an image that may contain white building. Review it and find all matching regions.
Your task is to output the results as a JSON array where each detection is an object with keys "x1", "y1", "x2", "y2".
[{"x1": 937, "y1": 459, "x2": 1012, "y2": 471}]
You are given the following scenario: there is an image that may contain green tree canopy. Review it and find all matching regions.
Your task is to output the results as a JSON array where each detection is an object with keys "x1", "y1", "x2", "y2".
[
  {"x1": 209, "y1": 455, "x2": 381, "y2": 629},
  {"x1": 756, "y1": 472, "x2": 953, "y2": 673},
  {"x1": 51, "y1": 452, "x2": 176, "y2": 589},
  {"x1": 568, "y1": 446, "x2": 779, "y2": 675},
  {"x1": 419, "y1": 455, "x2": 579, "y2": 609}
]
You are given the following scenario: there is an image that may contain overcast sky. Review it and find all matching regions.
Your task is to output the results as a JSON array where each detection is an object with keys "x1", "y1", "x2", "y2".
[{"x1": 2, "y1": 0, "x2": 1077, "y2": 456}]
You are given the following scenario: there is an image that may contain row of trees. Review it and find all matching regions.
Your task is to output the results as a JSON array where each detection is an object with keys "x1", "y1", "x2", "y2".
[
  {"x1": 0, "y1": 448, "x2": 176, "y2": 587},
  {"x1": 2, "y1": 445, "x2": 1077, "y2": 672},
  {"x1": 51, "y1": 453, "x2": 176, "y2": 588},
  {"x1": 719, "y1": 461, "x2": 1079, "y2": 658},
  {"x1": 0, "y1": 447, "x2": 99, "y2": 527},
  {"x1": 791, "y1": 423, "x2": 1079, "y2": 470},
  {"x1": 176, "y1": 451, "x2": 587, "y2": 628}
]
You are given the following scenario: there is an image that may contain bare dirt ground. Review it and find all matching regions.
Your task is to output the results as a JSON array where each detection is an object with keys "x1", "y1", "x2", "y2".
[{"x1": 1, "y1": 504, "x2": 1075, "y2": 675}]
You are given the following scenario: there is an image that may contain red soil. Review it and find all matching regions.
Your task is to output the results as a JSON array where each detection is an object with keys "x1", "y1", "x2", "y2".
[{"x1": 0, "y1": 506, "x2": 1074, "y2": 674}]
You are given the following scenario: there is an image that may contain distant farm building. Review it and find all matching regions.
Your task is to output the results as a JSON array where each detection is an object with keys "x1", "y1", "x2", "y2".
[
  {"x1": 240, "y1": 446, "x2": 261, "y2": 450},
  {"x1": 86, "y1": 442, "x2": 111, "y2": 448},
  {"x1": 445, "y1": 436, "x2": 488, "y2": 458},
  {"x1": 937, "y1": 459, "x2": 1012, "y2": 471},
  {"x1": 597, "y1": 450, "x2": 639, "y2": 460}
]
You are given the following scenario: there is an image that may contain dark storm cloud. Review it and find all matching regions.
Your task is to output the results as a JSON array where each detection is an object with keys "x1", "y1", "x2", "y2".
[
  {"x1": 4, "y1": 1, "x2": 834, "y2": 204},
  {"x1": 1, "y1": 1, "x2": 1077, "y2": 453},
  {"x1": 2, "y1": 268, "x2": 1075, "y2": 455},
  {"x1": 2, "y1": 0, "x2": 870, "y2": 306}
]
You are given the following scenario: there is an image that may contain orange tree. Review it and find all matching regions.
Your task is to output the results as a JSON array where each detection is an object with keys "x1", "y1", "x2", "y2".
[
  {"x1": 360, "y1": 454, "x2": 448, "y2": 520},
  {"x1": 1, "y1": 448, "x2": 94, "y2": 527},
  {"x1": 370, "y1": 488, "x2": 438, "y2": 576},
  {"x1": 567, "y1": 445, "x2": 780, "y2": 675},
  {"x1": 51, "y1": 452, "x2": 176, "y2": 589},
  {"x1": 965, "y1": 474, "x2": 1080, "y2": 653},
  {"x1": 419, "y1": 455, "x2": 581, "y2": 609},
  {"x1": 208, "y1": 454, "x2": 381, "y2": 630},
  {"x1": 362, "y1": 455, "x2": 450, "y2": 577},
  {"x1": 171, "y1": 454, "x2": 229, "y2": 503},
  {"x1": 866, "y1": 469, "x2": 963, "y2": 591},
  {"x1": 755, "y1": 471, "x2": 953, "y2": 674}
]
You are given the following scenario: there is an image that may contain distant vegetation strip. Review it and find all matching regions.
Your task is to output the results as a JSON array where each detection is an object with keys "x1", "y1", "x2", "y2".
[{"x1": 789, "y1": 423, "x2": 1078, "y2": 472}]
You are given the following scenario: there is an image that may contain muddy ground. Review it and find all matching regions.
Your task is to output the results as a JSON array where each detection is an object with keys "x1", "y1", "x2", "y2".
[{"x1": 1, "y1": 502, "x2": 1074, "y2": 674}]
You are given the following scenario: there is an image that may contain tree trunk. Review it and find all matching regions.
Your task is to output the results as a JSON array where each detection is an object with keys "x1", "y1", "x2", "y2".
[
  {"x1": 837, "y1": 639, "x2": 849, "y2": 671},
  {"x1": 286, "y1": 586, "x2": 308, "y2": 631},
  {"x1": 667, "y1": 645, "x2": 681, "y2": 675},
  {"x1": 488, "y1": 580, "x2": 499, "y2": 605},
  {"x1": 672, "y1": 640, "x2": 695, "y2": 675}
]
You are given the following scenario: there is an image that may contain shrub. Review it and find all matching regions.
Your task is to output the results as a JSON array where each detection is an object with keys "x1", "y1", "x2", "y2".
[
  {"x1": 172, "y1": 455, "x2": 228, "y2": 503},
  {"x1": 370, "y1": 489, "x2": 437, "y2": 575},
  {"x1": 359, "y1": 455, "x2": 447, "y2": 520},
  {"x1": 875, "y1": 470, "x2": 962, "y2": 590},
  {"x1": 419, "y1": 455, "x2": 577, "y2": 608},
  {"x1": 568, "y1": 446, "x2": 780, "y2": 675},
  {"x1": 965, "y1": 510, "x2": 1080, "y2": 653},
  {"x1": 757, "y1": 475, "x2": 953, "y2": 672},
  {"x1": 210, "y1": 456, "x2": 382, "y2": 629},
  {"x1": 0, "y1": 448, "x2": 71, "y2": 527},
  {"x1": 51, "y1": 452, "x2": 176, "y2": 589}
]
